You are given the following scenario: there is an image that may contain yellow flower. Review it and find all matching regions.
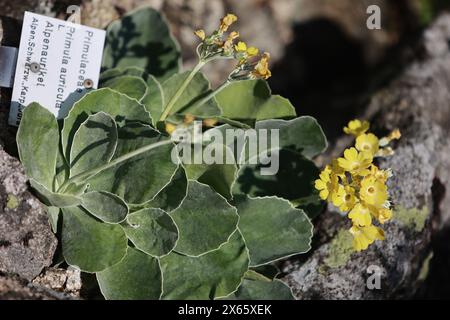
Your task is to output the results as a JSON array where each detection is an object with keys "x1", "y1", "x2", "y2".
[
  {"x1": 369, "y1": 165, "x2": 391, "y2": 183},
  {"x1": 247, "y1": 46, "x2": 259, "y2": 57},
  {"x1": 348, "y1": 203, "x2": 372, "y2": 226},
  {"x1": 372, "y1": 207, "x2": 392, "y2": 224},
  {"x1": 343, "y1": 119, "x2": 370, "y2": 137},
  {"x1": 337, "y1": 147, "x2": 372, "y2": 175},
  {"x1": 359, "y1": 176, "x2": 388, "y2": 207},
  {"x1": 252, "y1": 52, "x2": 272, "y2": 80},
  {"x1": 235, "y1": 41, "x2": 247, "y2": 52},
  {"x1": 356, "y1": 133, "x2": 379, "y2": 155},
  {"x1": 203, "y1": 118, "x2": 218, "y2": 128},
  {"x1": 332, "y1": 185, "x2": 357, "y2": 212},
  {"x1": 331, "y1": 159, "x2": 346, "y2": 178},
  {"x1": 379, "y1": 129, "x2": 402, "y2": 147},
  {"x1": 314, "y1": 166, "x2": 338, "y2": 201},
  {"x1": 223, "y1": 31, "x2": 240, "y2": 52},
  {"x1": 184, "y1": 114, "x2": 195, "y2": 124},
  {"x1": 194, "y1": 29, "x2": 206, "y2": 41},
  {"x1": 350, "y1": 224, "x2": 384, "y2": 251},
  {"x1": 219, "y1": 13, "x2": 238, "y2": 33},
  {"x1": 165, "y1": 123, "x2": 177, "y2": 135}
]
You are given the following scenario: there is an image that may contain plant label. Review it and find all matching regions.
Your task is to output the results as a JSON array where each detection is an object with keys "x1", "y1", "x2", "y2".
[{"x1": 9, "y1": 11, "x2": 106, "y2": 126}]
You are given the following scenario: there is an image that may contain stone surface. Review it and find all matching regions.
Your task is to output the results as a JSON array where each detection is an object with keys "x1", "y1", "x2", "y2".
[
  {"x1": 0, "y1": 272, "x2": 74, "y2": 300},
  {"x1": 32, "y1": 267, "x2": 82, "y2": 297},
  {"x1": 0, "y1": 146, "x2": 57, "y2": 281},
  {"x1": 283, "y1": 13, "x2": 450, "y2": 299}
]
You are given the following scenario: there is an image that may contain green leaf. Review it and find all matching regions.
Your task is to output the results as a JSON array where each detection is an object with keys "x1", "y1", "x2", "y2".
[
  {"x1": 141, "y1": 76, "x2": 164, "y2": 125},
  {"x1": 170, "y1": 181, "x2": 239, "y2": 256},
  {"x1": 145, "y1": 166, "x2": 187, "y2": 212},
  {"x1": 102, "y1": 7, "x2": 181, "y2": 81},
  {"x1": 100, "y1": 67, "x2": 165, "y2": 126},
  {"x1": 101, "y1": 75, "x2": 148, "y2": 101},
  {"x1": 99, "y1": 66, "x2": 148, "y2": 83},
  {"x1": 81, "y1": 191, "x2": 128, "y2": 224},
  {"x1": 253, "y1": 117, "x2": 327, "y2": 159},
  {"x1": 216, "y1": 80, "x2": 296, "y2": 123},
  {"x1": 46, "y1": 206, "x2": 60, "y2": 233},
  {"x1": 61, "y1": 206, "x2": 127, "y2": 272},
  {"x1": 251, "y1": 265, "x2": 280, "y2": 280},
  {"x1": 87, "y1": 122, "x2": 178, "y2": 205},
  {"x1": 160, "y1": 231, "x2": 249, "y2": 299},
  {"x1": 233, "y1": 149, "x2": 320, "y2": 205},
  {"x1": 234, "y1": 195, "x2": 312, "y2": 266},
  {"x1": 159, "y1": 71, "x2": 221, "y2": 120},
  {"x1": 224, "y1": 277, "x2": 294, "y2": 300},
  {"x1": 122, "y1": 208, "x2": 178, "y2": 257},
  {"x1": 183, "y1": 144, "x2": 237, "y2": 199},
  {"x1": 97, "y1": 247, "x2": 162, "y2": 300},
  {"x1": 17, "y1": 103, "x2": 59, "y2": 189},
  {"x1": 70, "y1": 112, "x2": 118, "y2": 177},
  {"x1": 61, "y1": 88, "x2": 151, "y2": 160},
  {"x1": 30, "y1": 179, "x2": 82, "y2": 208}
]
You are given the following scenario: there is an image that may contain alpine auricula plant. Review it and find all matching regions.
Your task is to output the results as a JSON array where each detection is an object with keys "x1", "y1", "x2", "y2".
[{"x1": 17, "y1": 7, "x2": 327, "y2": 300}]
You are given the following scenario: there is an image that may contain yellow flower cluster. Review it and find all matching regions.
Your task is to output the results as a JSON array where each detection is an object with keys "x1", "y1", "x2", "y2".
[
  {"x1": 315, "y1": 120, "x2": 401, "y2": 251},
  {"x1": 194, "y1": 13, "x2": 271, "y2": 81}
]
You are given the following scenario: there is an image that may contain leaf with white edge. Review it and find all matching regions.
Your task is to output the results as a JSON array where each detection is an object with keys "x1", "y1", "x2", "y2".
[
  {"x1": 61, "y1": 88, "x2": 151, "y2": 160},
  {"x1": 141, "y1": 76, "x2": 164, "y2": 125},
  {"x1": 160, "y1": 231, "x2": 249, "y2": 300},
  {"x1": 146, "y1": 166, "x2": 187, "y2": 212},
  {"x1": 252, "y1": 117, "x2": 327, "y2": 160},
  {"x1": 122, "y1": 208, "x2": 178, "y2": 257},
  {"x1": 97, "y1": 247, "x2": 162, "y2": 300},
  {"x1": 17, "y1": 103, "x2": 59, "y2": 189},
  {"x1": 46, "y1": 206, "x2": 60, "y2": 233},
  {"x1": 62, "y1": 206, "x2": 127, "y2": 272},
  {"x1": 102, "y1": 7, "x2": 181, "y2": 81},
  {"x1": 251, "y1": 265, "x2": 280, "y2": 280},
  {"x1": 100, "y1": 66, "x2": 148, "y2": 84},
  {"x1": 81, "y1": 191, "x2": 128, "y2": 224},
  {"x1": 216, "y1": 80, "x2": 296, "y2": 123},
  {"x1": 233, "y1": 195, "x2": 312, "y2": 266},
  {"x1": 101, "y1": 75, "x2": 148, "y2": 101},
  {"x1": 224, "y1": 277, "x2": 294, "y2": 300},
  {"x1": 70, "y1": 112, "x2": 118, "y2": 177},
  {"x1": 87, "y1": 122, "x2": 178, "y2": 205},
  {"x1": 100, "y1": 67, "x2": 164, "y2": 126},
  {"x1": 31, "y1": 179, "x2": 82, "y2": 208},
  {"x1": 169, "y1": 181, "x2": 239, "y2": 256},
  {"x1": 183, "y1": 144, "x2": 237, "y2": 199},
  {"x1": 233, "y1": 149, "x2": 320, "y2": 204},
  {"x1": 159, "y1": 71, "x2": 221, "y2": 119}
]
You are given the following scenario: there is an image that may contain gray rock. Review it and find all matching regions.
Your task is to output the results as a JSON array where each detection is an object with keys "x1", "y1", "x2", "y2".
[
  {"x1": 0, "y1": 273, "x2": 74, "y2": 300},
  {"x1": 0, "y1": 146, "x2": 57, "y2": 281}
]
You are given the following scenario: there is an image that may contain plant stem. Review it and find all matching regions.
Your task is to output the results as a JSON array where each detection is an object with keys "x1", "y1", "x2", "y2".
[
  {"x1": 58, "y1": 139, "x2": 173, "y2": 193},
  {"x1": 190, "y1": 80, "x2": 231, "y2": 112},
  {"x1": 159, "y1": 61, "x2": 205, "y2": 122}
]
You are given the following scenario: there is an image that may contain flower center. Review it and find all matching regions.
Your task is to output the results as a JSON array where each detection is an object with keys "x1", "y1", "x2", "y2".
[
  {"x1": 363, "y1": 144, "x2": 371, "y2": 151},
  {"x1": 368, "y1": 187, "x2": 375, "y2": 194},
  {"x1": 345, "y1": 194, "x2": 352, "y2": 202}
]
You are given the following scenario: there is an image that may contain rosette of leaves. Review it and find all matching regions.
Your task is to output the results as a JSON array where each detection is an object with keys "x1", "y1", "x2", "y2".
[{"x1": 16, "y1": 7, "x2": 327, "y2": 300}]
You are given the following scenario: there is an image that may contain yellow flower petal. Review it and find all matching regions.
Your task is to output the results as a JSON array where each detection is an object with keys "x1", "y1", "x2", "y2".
[
  {"x1": 194, "y1": 29, "x2": 206, "y2": 41},
  {"x1": 247, "y1": 46, "x2": 259, "y2": 56},
  {"x1": 348, "y1": 203, "x2": 372, "y2": 226},
  {"x1": 356, "y1": 133, "x2": 379, "y2": 155},
  {"x1": 343, "y1": 119, "x2": 370, "y2": 137}
]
